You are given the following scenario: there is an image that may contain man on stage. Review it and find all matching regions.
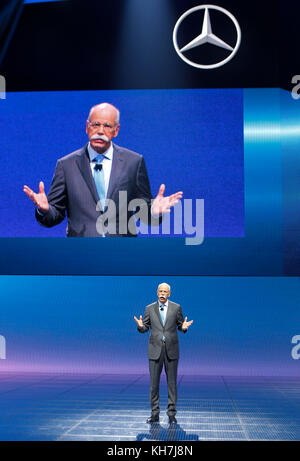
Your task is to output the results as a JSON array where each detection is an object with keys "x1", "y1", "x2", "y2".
[
  {"x1": 134, "y1": 283, "x2": 193, "y2": 424},
  {"x1": 23, "y1": 103, "x2": 182, "y2": 237}
]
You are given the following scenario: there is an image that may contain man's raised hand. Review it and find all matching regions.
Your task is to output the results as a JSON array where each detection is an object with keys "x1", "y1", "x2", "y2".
[
  {"x1": 23, "y1": 181, "x2": 49, "y2": 212},
  {"x1": 182, "y1": 317, "x2": 193, "y2": 331},
  {"x1": 134, "y1": 315, "x2": 144, "y2": 328},
  {"x1": 151, "y1": 184, "x2": 183, "y2": 216}
]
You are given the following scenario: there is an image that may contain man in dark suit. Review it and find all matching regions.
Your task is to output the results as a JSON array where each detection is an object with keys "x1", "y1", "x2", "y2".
[
  {"x1": 134, "y1": 283, "x2": 193, "y2": 424},
  {"x1": 24, "y1": 103, "x2": 183, "y2": 237}
]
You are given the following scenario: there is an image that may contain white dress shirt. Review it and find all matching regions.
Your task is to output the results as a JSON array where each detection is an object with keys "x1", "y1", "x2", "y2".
[
  {"x1": 158, "y1": 299, "x2": 169, "y2": 319},
  {"x1": 87, "y1": 141, "x2": 113, "y2": 198},
  {"x1": 159, "y1": 299, "x2": 168, "y2": 341}
]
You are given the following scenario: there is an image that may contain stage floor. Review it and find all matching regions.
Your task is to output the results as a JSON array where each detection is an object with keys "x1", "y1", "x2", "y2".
[{"x1": 0, "y1": 372, "x2": 299, "y2": 441}]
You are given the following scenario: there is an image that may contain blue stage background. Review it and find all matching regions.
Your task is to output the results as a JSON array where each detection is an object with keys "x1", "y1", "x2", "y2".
[{"x1": 0, "y1": 275, "x2": 299, "y2": 376}]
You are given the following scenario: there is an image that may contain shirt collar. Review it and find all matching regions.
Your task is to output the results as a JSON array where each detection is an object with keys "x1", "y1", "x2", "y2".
[
  {"x1": 87, "y1": 141, "x2": 114, "y2": 162},
  {"x1": 159, "y1": 300, "x2": 168, "y2": 308}
]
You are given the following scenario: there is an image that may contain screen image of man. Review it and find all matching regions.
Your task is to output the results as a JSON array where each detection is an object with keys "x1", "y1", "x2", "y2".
[
  {"x1": 24, "y1": 103, "x2": 183, "y2": 237},
  {"x1": 134, "y1": 283, "x2": 193, "y2": 424}
]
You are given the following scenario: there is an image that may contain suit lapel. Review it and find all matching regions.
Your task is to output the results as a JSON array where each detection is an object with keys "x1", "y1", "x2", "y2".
[
  {"x1": 154, "y1": 301, "x2": 163, "y2": 327},
  {"x1": 106, "y1": 144, "x2": 124, "y2": 200},
  {"x1": 76, "y1": 145, "x2": 99, "y2": 204}
]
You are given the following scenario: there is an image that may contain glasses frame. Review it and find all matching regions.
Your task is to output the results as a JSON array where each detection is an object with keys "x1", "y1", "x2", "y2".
[{"x1": 87, "y1": 121, "x2": 118, "y2": 132}]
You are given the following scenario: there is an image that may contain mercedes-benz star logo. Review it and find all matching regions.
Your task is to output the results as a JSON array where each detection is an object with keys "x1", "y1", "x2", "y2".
[{"x1": 173, "y1": 4, "x2": 241, "y2": 69}]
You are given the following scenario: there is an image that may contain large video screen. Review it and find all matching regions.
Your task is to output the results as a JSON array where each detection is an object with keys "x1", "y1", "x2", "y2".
[{"x1": 0, "y1": 88, "x2": 244, "y2": 238}]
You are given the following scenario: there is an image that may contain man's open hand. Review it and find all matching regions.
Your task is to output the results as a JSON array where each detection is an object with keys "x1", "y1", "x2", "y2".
[
  {"x1": 23, "y1": 181, "x2": 49, "y2": 212},
  {"x1": 151, "y1": 184, "x2": 183, "y2": 216},
  {"x1": 134, "y1": 315, "x2": 144, "y2": 328},
  {"x1": 182, "y1": 317, "x2": 193, "y2": 331}
]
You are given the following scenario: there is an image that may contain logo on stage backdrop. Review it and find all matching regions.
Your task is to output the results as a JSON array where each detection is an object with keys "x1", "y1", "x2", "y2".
[{"x1": 173, "y1": 4, "x2": 241, "y2": 69}]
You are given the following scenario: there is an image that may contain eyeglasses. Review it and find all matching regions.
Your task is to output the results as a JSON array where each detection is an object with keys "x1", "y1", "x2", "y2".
[{"x1": 88, "y1": 121, "x2": 117, "y2": 131}]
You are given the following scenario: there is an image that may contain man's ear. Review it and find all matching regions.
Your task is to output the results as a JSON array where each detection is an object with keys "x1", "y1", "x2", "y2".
[{"x1": 112, "y1": 124, "x2": 120, "y2": 138}]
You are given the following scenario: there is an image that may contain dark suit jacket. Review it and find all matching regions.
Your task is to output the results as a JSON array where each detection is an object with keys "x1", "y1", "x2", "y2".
[
  {"x1": 138, "y1": 301, "x2": 186, "y2": 360},
  {"x1": 35, "y1": 143, "x2": 157, "y2": 237}
]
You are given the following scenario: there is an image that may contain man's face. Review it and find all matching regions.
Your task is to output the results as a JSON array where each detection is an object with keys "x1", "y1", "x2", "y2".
[
  {"x1": 157, "y1": 284, "x2": 170, "y2": 304},
  {"x1": 86, "y1": 106, "x2": 120, "y2": 154}
]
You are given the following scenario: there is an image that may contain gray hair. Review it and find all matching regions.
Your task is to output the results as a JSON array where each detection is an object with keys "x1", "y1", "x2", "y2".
[
  {"x1": 88, "y1": 103, "x2": 120, "y2": 125},
  {"x1": 157, "y1": 283, "x2": 171, "y2": 293}
]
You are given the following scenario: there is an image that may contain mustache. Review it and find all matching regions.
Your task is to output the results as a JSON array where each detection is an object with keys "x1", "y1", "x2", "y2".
[{"x1": 91, "y1": 134, "x2": 109, "y2": 142}]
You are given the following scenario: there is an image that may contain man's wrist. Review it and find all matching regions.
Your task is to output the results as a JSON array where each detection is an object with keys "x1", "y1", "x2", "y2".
[
  {"x1": 150, "y1": 204, "x2": 162, "y2": 218},
  {"x1": 36, "y1": 207, "x2": 49, "y2": 216}
]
